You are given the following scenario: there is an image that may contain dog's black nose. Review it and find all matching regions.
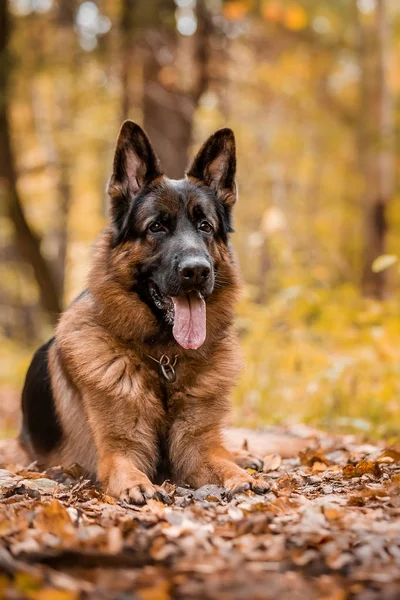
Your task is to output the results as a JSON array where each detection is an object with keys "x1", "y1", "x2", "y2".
[{"x1": 179, "y1": 258, "x2": 211, "y2": 287}]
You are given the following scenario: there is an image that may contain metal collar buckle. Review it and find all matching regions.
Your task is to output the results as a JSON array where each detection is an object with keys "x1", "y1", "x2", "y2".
[{"x1": 147, "y1": 353, "x2": 178, "y2": 383}]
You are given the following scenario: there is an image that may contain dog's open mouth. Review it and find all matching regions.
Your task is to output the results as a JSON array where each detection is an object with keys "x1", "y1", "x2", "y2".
[{"x1": 149, "y1": 283, "x2": 206, "y2": 350}]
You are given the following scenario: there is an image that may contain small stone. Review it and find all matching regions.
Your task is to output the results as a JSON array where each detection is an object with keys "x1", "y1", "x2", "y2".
[
  {"x1": 308, "y1": 476, "x2": 322, "y2": 484},
  {"x1": 174, "y1": 496, "x2": 192, "y2": 508},
  {"x1": 192, "y1": 485, "x2": 225, "y2": 501},
  {"x1": 20, "y1": 478, "x2": 59, "y2": 491},
  {"x1": 175, "y1": 486, "x2": 193, "y2": 497}
]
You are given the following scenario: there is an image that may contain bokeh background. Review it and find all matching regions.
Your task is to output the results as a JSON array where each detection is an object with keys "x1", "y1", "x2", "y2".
[{"x1": 1, "y1": 0, "x2": 400, "y2": 439}]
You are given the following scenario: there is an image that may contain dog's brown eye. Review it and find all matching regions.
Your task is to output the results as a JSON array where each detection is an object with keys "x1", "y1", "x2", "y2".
[
  {"x1": 149, "y1": 222, "x2": 165, "y2": 233},
  {"x1": 199, "y1": 221, "x2": 213, "y2": 233}
]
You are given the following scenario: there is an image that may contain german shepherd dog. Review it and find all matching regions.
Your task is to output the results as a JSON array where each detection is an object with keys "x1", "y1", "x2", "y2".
[{"x1": 21, "y1": 122, "x2": 268, "y2": 503}]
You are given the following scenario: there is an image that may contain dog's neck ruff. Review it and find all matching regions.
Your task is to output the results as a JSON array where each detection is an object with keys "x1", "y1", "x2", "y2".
[{"x1": 146, "y1": 353, "x2": 178, "y2": 384}]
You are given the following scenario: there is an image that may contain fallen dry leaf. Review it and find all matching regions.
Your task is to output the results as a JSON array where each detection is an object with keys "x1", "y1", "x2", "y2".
[
  {"x1": 312, "y1": 461, "x2": 328, "y2": 472},
  {"x1": 34, "y1": 500, "x2": 75, "y2": 540},
  {"x1": 343, "y1": 460, "x2": 382, "y2": 478},
  {"x1": 1, "y1": 426, "x2": 399, "y2": 600},
  {"x1": 378, "y1": 446, "x2": 400, "y2": 463},
  {"x1": 262, "y1": 453, "x2": 282, "y2": 472},
  {"x1": 299, "y1": 448, "x2": 330, "y2": 467},
  {"x1": 31, "y1": 590, "x2": 79, "y2": 600},
  {"x1": 323, "y1": 506, "x2": 345, "y2": 520},
  {"x1": 137, "y1": 579, "x2": 171, "y2": 600}
]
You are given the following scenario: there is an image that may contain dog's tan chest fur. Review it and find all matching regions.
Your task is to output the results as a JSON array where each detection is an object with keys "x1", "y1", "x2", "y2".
[{"x1": 48, "y1": 292, "x2": 241, "y2": 484}]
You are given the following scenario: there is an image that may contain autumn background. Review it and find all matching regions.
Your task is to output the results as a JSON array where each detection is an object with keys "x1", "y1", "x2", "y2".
[{"x1": 1, "y1": 0, "x2": 399, "y2": 440}]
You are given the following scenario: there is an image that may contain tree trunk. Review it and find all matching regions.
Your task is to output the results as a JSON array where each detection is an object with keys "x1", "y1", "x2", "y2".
[
  {"x1": 119, "y1": 0, "x2": 211, "y2": 178},
  {"x1": 0, "y1": 0, "x2": 61, "y2": 323},
  {"x1": 359, "y1": 0, "x2": 394, "y2": 299},
  {"x1": 120, "y1": 0, "x2": 137, "y2": 122},
  {"x1": 51, "y1": 0, "x2": 76, "y2": 298},
  {"x1": 142, "y1": 44, "x2": 195, "y2": 178}
]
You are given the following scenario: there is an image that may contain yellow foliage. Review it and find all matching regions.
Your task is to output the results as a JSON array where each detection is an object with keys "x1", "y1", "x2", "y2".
[
  {"x1": 223, "y1": 2, "x2": 248, "y2": 21},
  {"x1": 283, "y1": 4, "x2": 308, "y2": 31},
  {"x1": 233, "y1": 286, "x2": 400, "y2": 438},
  {"x1": 261, "y1": 1, "x2": 283, "y2": 23},
  {"x1": 261, "y1": 1, "x2": 307, "y2": 30}
]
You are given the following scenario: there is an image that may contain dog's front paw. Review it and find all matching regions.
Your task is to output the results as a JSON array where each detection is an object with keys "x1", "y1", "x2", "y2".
[
  {"x1": 105, "y1": 471, "x2": 170, "y2": 505},
  {"x1": 118, "y1": 481, "x2": 171, "y2": 505},
  {"x1": 99, "y1": 454, "x2": 171, "y2": 505},
  {"x1": 250, "y1": 477, "x2": 271, "y2": 495},
  {"x1": 224, "y1": 473, "x2": 270, "y2": 500},
  {"x1": 119, "y1": 480, "x2": 157, "y2": 504}
]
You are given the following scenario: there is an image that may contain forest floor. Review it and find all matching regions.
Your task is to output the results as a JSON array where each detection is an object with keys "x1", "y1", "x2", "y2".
[{"x1": 0, "y1": 426, "x2": 399, "y2": 600}]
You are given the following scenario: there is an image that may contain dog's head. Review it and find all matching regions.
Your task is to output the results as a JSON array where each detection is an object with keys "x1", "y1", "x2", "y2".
[{"x1": 107, "y1": 121, "x2": 238, "y2": 350}]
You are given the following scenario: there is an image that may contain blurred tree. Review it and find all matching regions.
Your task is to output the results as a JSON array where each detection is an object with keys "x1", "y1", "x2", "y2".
[
  {"x1": 238, "y1": 0, "x2": 397, "y2": 299},
  {"x1": 49, "y1": 0, "x2": 77, "y2": 298},
  {"x1": 0, "y1": 0, "x2": 61, "y2": 325},
  {"x1": 120, "y1": 0, "x2": 211, "y2": 177},
  {"x1": 29, "y1": 0, "x2": 77, "y2": 300},
  {"x1": 358, "y1": 0, "x2": 394, "y2": 299},
  {"x1": 120, "y1": 0, "x2": 135, "y2": 122}
]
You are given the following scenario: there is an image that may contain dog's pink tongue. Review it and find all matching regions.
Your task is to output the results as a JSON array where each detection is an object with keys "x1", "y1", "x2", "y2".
[{"x1": 171, "y1": 292, "x2": 206, "y2": 350}]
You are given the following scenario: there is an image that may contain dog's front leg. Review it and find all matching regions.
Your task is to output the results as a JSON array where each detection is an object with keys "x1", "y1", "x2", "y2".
[
  {"x1": 83, "y1": 390, "x2": 166, "y2": 504},
  {"x1": 169, "y1": 422, "x2": 269, "y2": 499},
  {"x1": 98, "y1": 450, "x2": 162, "y2": 504}
]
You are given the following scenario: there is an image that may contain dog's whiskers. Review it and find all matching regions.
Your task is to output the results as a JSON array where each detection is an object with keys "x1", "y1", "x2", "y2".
[{"x1": 214, "y1": 275, "x2": 231, "y2": 287}]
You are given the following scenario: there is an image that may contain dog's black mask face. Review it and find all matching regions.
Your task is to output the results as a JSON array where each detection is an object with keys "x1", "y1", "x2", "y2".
[{"x1": 107, "y1": 121, "x2": 237, "y2": 349}]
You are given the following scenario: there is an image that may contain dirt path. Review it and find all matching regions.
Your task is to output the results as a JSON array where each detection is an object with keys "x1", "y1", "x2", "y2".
[{"x1": 0, "y1": 427, "x2": 399, "y2": 599}]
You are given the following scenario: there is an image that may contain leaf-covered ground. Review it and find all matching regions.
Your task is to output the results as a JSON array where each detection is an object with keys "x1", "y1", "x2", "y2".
[{"x1": 1, "y1": 427, "x2": 400, "y2": 600}]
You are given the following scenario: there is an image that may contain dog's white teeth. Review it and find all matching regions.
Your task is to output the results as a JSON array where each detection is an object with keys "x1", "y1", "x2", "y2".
[{"x1": 154, "y1": 297, "x2": 165, "y2": 309}]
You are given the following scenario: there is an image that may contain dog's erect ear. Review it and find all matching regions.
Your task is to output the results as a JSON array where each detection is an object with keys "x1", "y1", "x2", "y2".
[
  {"x1": 108, "y1": 121, "x2": 162, "y2": 227},
  {"x1": 187, "y1": 128, "x2": 237, "y2": 206}
]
